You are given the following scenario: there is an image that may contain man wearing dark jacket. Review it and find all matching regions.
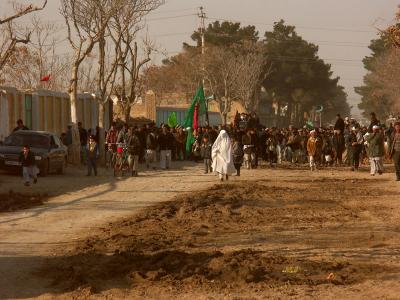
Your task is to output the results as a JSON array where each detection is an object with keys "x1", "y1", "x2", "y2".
[
  {"x1": 348, "y1": 127, "x2": 363, "y2": 171},
  {"x1": 367, "y1": 112, "x2": 381, "y2": 133},
  {"x1": 19, "y1": 145, "x2": 38, "y2": 186},
  {"x1": 200, "y1": 135, "x2": 212, "y2": 174},
  {"x1": 334, "y1": 114, "x2": 345, "y2": 133},
  {"x1": 145, "y1": 128, "x2": 158, "y2": 169},
  {"x1": 127, "y1": 127, "x2": 142, "y2": 176},
  {"x1": 368, "y1": 125, "x2": 384, "y2": 176},
  {"x1": 13, "y1": 119, "x2": 29, "y2": 132},
  {"x1": 158, "y1": 126, "x2": 174, "y2": 169}
]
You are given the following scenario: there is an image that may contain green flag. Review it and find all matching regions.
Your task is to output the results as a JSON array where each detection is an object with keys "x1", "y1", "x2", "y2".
[
  {"x1": 183, "y1": 85, "x2": 207, "y2": 129},
  {"x1": 185, "y1": 128, "x2": 195, "y2": 156},
  {"x1": 167, "y1": 112, "x2": 177, "y2": 128},
  {"x1": 306, "y1": 120, "x2": 314, "y2": 129}
]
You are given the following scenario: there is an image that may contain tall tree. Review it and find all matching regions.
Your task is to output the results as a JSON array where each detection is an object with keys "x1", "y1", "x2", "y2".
[
  {"x1": 201, "y1": 46, "x2": 237, "y2": 124},
  {"x1": 61, "y1": 0, "x2": 120, "y2": 164},
  {"x1": 355, "y1": 37, "x2": 390, "y2": 119},
  {"x1": 356, "y1": 6, "x2": 400, "y2": 119},
  {"x1": 231, "y1": 42, "x2": 270, "y2": 112},
  {"x1": 263, "y1": 20, "x2": 349, "y2": 126},
  {"x1": 190, "y1": 20, "x2": 259, "y2": 48},
  {"x1": 109, "y1": 0, "x2": 163, "y2": 122}
]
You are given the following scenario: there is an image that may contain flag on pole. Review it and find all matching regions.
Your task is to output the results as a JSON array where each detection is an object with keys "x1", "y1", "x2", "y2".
[
  {"x1": 185, "y1": 128, "x2": 195, "y2": 157},
  {"x1": 184, "y1": 85, "x2": 207, "y2": 154},
  {"x1": 167, "y1": 112, "x2": 178, "y2": 128},
  {"x1": 183, "y1": 85, "x2": 207, "y2": 129},
  {"x1": 193, "y1": 104, "x2": 199, "y2": 130}
]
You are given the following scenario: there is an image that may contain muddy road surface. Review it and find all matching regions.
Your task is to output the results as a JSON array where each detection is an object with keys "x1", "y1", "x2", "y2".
[{"x1": 0, "y1": 163, "x2": 399, "y2": 299}]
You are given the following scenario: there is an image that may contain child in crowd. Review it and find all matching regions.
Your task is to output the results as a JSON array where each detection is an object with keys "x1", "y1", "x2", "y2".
[
  {"x1": 19, "y1": 145, "x2": 38, "y2": 186},
  {"x1": 200, "y1": 135, "x2": 212, "y2": 174}
]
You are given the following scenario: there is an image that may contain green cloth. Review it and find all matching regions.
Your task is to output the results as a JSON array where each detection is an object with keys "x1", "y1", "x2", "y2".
[
  {"x1": 183, "y1": 85, "x2": 207, "y2": 154},
  {"x1": 186, "y1": 128, "x2": 195, "y2": 155},
  {"x1": 306, "y1": 120, "x2": 314, "y2": 129},
  {"x1": 183, "y1": 85, "x2": 207, "y2": 129},
  {"x1": 167, "y1": 112, "x2": 178, "y2": 128}
]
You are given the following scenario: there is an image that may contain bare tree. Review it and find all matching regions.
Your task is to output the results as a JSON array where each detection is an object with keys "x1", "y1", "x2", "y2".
[
  {"x1": 0, "y1": 0, "x2": 47, "y2": 25},
  {"x1": 0, "y1": 0, "x2": 47, "y2": 71},
  {"x1": 1, "y1": 17, "x2": 70, "y2": 91},
  {"x1": 202, "y1": 46, "x2": 240, "y2": 125},
  {"x1": 109, "y1": 0, "x2": 163, "y2": 122},
  {"x1": 60, "y1": 0, "x2": 121, "y2": 164},
  {"x1": 232, "y1": 43, "x2": 270, "y2": 112}
]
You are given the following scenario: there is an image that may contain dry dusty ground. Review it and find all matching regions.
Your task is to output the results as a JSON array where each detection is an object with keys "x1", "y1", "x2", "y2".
[
  {"x1": 0, "y1": 162, "x2": 400, "y2": 299},
  {"x1": 0, "y1": 191, "x2": 48, "y2": 213}
]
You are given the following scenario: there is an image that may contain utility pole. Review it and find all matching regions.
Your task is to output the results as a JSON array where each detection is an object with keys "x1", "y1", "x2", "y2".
[
  {"x1": 198, "y1": 6, "x2": 209, "y2": 125},
  {"x1": 198, "y1": 6, "x2": 206, "y2": 55}
]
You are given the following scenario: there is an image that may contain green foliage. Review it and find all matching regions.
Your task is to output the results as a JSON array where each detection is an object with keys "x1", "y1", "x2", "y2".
[
  {"x1": 189, "y1": 20, "x2": 259, "y2": 48},
  {"x1": 362, "y1": 38, "x2": 386, "y2": 71},
  {"x1": 355, "y1": 36, "x2": 390, "y2": 118},
  {"x1": 262, "y1": 20, "x2": 350, "y2": 123}
]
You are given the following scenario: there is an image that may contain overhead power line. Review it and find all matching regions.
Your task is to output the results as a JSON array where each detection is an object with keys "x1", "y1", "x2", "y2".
[
  {"x1": 153, "y1": 30, "x2": 370, "y2": 48},
  {"x1": 146, "y1": 13, "x2": 197, "y2": 22},
  {"x1": 206, "y1": 16, "x2": 375, "y2": 34},
  {"x1": 148, "y1": 8, "x2": 196, "y2": 16}
]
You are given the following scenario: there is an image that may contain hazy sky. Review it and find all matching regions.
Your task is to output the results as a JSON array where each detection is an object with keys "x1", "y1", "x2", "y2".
[{"x1": 5, "y1": 0, "x2": 400, "y2": 116}]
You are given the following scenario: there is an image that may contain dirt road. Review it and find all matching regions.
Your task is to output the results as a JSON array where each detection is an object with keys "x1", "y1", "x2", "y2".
[
  {"x1": 0, "y1": 163, "x2": 400, "y2": 299},
  {"x1": 0, "y1": 162, "x2": 217, "y2": 299}
]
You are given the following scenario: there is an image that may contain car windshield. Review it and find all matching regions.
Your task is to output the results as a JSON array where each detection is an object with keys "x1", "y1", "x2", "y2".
[{"x1": 4, "y1": 134, "x2": 50, "y2": 148}]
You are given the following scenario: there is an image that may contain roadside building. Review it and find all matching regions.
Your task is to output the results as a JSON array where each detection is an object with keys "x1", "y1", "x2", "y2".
[{"x1": 0, "y1": 86, "x2": 111, "y2": 141}]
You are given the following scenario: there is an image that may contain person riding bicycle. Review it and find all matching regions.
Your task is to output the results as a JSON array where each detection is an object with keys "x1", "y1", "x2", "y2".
[{"x1": 126, "y1": 127, "x2": 142, "y2": 176}]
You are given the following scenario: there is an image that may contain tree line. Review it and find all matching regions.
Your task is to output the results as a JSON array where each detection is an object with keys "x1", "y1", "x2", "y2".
[
  {"x1": 143, "y1": 20, "x2": 351, "y2": 126},
  {"x1": 0, "y1": 0, "x2": 164, "y2": 164}
]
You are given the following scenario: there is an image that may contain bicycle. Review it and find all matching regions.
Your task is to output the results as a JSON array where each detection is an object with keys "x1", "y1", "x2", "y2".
[{"x1": 114, "y1": 143, "x2": 130, "y2": 177}]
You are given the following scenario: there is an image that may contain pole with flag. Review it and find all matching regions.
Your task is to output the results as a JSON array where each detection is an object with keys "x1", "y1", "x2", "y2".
[{"x1": 184, "y1": 85, "x2": 207, "y2": 156}]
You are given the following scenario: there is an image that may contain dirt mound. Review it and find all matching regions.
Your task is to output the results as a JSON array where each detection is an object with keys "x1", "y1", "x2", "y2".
[
  {"x1": 41, "y1": 180, "x2": 399, "y2": 295},
  {"x1": 0, "y1": 190, "x2": 47, "y2": 212},
  {"x1": 45, "y1": 248, "x2": 398, "y2": 293}
]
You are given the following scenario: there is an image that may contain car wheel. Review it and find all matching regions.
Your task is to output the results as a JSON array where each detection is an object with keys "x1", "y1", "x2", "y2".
[
  {"x1": 40, "y1": 159, "x2": 49, "y2": 177},
  {"x1": 57, "y1": 158, "x2": 66, "y2": 175}
]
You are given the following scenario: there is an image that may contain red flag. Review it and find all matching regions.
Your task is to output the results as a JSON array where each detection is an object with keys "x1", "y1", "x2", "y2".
[
  {"x1": 40, "y1": 75, "x2": 50, "y2": 82},
  {"x1": 193, "y1": 103, "x2": 199, "y2": 131}
]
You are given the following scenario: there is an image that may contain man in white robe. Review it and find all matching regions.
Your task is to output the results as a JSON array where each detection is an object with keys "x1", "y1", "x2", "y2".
[{"x1": 212, "y1": 130, "x2": 236, "y2": 181}]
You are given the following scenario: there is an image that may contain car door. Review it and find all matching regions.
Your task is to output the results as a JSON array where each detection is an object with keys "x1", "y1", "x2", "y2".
[
  {"x1": 53, "y1": 135, "x2": 66, "y2": 166},
  {"x1": 50, "y1": 135, "x2": 64, "y2": 168},
  {"x1": 48, "y1": 136, "x2": 57, "y2": 171}
]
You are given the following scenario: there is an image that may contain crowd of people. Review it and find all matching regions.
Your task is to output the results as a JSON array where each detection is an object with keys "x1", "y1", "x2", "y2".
[
  {"x1": 60, "y1": 111, "x2": 400, "y2": 182},
  {"x1": 11, "y1": 111, "x2": 400, "y2": 184}
]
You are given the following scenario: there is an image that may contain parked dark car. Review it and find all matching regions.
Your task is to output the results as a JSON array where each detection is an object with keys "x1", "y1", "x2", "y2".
[{"x1": 0, "y1": 131, "x2": 68, "y2": 176}]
